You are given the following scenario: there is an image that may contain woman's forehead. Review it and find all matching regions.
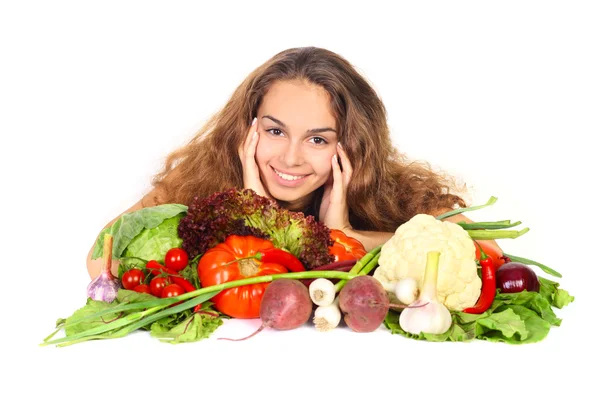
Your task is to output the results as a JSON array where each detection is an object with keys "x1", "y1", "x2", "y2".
[{"x1": 259, "y1": 80, "x2": 337, "y2": 130}]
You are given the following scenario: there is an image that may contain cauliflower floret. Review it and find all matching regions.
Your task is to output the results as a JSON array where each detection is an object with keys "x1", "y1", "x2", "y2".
[{"x1": 373, "y1": 213, "x2": 481, "y2": 311}]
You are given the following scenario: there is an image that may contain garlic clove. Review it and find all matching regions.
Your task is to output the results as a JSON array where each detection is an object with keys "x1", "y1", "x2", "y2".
[{"x1": 394, "y1": 278, "x2": 419, "y2": 305}]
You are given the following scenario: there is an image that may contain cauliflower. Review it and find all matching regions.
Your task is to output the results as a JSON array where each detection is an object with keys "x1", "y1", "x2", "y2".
[{"x1": 373, "y1": 214, "x2": 481, "y2": 311}]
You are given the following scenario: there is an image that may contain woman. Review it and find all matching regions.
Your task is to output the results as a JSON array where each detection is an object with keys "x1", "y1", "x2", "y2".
[{"x1": 87, "y1": 46, "x2": 475, "y2": 279}]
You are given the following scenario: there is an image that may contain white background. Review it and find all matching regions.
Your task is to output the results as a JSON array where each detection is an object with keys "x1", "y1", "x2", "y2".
[{"x1": 1, "y1": 1, "x2": 598, "y2": 404}]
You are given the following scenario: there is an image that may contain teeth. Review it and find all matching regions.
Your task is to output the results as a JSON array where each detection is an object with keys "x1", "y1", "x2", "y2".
[{"x1": 274, "y1": 169, "x2": 305, "y2": 181}]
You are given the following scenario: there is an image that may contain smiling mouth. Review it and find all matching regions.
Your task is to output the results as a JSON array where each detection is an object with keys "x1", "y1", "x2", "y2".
[{"x1": 272, "y1": 167, "x2": 309, "y2": 181}]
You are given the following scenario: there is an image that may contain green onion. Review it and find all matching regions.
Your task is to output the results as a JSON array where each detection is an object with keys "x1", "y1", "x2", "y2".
[
  {"x1": 334, "y1": 246, "x2": 382, "y2": 292},
  {"x1": 502, "y1": 253, "x2": 562, "y2": 278},
  {"x1": 466, "y1": 227, "x2": 530, "y2": 240},
  {"x1": 435, "y1": 196, "x2": 498, "y2": 220},
  {"x1": 456, "y1": 220, "x2": 522, "y2": 230}
]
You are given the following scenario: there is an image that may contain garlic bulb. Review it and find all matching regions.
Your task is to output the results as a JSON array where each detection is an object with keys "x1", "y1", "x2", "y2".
[
  {"x1": 87, "y1": 234, "x2": 121, "y2": 303},
  {"x1": 399, "y1": 251, "x2": 452, "y2": 335}
]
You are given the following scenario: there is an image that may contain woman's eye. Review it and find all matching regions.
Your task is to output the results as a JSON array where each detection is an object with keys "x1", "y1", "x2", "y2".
[
  {"x1": 310, "y1": 137, "x2": 328, "y2": 145},
  {"x1": 267, "y1": 128, "x2": 283, "y2": 136}
]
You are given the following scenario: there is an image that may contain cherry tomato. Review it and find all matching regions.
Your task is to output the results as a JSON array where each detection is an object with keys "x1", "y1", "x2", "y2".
[
  {"x1": 150, "y1": 276, "x2": 170, "y2": 297},
  {"x1": 165, "y1": 248, "x2": 189, "y2": 272},
  {"x1": 133, "y1": 284, "x2": 151, "y2": 294},
  {"x1": 122, "y1": 269, "x2": 145, "y2": 290},
  {"x1": 161, "y1": 284, "x2": 185, "y2": 298}
]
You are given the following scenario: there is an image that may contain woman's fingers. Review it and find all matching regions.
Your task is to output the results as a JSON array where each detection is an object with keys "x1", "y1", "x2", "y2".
[
  {"x1": 330, "y1": 154, "x2": 344, "y2": 204},
  {"x1": 321, "y1": 143, "x2": 352, "y2": 230},
  {"x1": 239, "y1": 117, "x2": 258, "y2": 161},
  {"x1": 238, "y1": 117, "x2": 270, "y2": 197},
  {"x1": 336, "y1": 142, "x2": 353, "y2": 183},
  {"x1": 330, "y1": 143, "x2": 352, "y2": 201}
]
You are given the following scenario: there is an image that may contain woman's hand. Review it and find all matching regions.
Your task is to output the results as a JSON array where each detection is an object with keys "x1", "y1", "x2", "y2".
[
  {"x1": 320, "y1": 142, "x2": 352, "y2": 231},
  {"x1": 238, "y1": 117, "x2": 272, "y2": 198}
]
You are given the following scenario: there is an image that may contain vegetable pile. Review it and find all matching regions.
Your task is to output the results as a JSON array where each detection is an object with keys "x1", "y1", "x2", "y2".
[{"x1": 41, "y1": 192, "x2": 574, "y2": 347}]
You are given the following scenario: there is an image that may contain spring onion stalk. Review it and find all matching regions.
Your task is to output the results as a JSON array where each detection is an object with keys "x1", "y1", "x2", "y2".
[
  {"x1": 41, "y1": 270, "x2": 357, "y2": 347},
  {"x1": 435, "y1": 196, "x2": 498, "y2": 221},
  {"x1": 334, "y1": 246, "x2": 382, "y2": 292},
  {"x1": 466, "y1": 227, "x2": 530, "y2": 240},
  {"x1": 456, "y1": 220, "x2": 522, "y2": 230},
  {"x1": 502, "y1": 253, "x2": 562, "y2": 278}
]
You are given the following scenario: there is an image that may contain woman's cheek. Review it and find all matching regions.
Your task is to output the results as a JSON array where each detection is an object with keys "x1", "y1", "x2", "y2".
[
  {"x1": 316, "y1": 152, "x2": 335, "y2": 177},
  {"x1": 254, "y1": 137, "x2": 269, "y2": 166}
]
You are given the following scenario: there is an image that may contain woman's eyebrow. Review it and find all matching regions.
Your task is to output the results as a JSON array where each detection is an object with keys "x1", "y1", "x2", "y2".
[{"x1": 262, "y1": 115, "x2": 336, "y2": 134}]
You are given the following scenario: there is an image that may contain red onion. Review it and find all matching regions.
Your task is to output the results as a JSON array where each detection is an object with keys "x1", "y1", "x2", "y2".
[
  {"x1": 496, "y1": 262, "x2": 540, "y2": 293},
  {"x1": 87, "y1": 234, "x2": 121, "y2": 302}
]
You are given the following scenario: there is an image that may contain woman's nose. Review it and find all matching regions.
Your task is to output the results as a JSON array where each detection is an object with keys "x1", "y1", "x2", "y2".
[{"x1": 282, "y1": 142, "x2": 304, "y2": 166}]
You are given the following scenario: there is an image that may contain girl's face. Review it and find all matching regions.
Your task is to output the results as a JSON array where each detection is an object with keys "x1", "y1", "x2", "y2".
[{"x1": 255, "y1": 80, "x2": 338, "y2": 204}]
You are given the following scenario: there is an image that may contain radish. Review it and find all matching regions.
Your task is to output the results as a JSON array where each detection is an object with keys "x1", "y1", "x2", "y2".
[
  {"x1": 219, "y1": 279, "x2": 313, "y2": 341},
  {"x1": 338, "y1": 275, "x2": 421, "y2": 333}
]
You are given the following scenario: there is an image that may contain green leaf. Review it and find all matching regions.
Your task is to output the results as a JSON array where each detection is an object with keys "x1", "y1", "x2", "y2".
[
  {"x1": 553, "y1": 289, "x2": 575, "y2": 309},
  {"x1": 480, "y1": 305, "x2": 551, "y2": 344},
  {"x1": 150, "y1": 304, "x2": 223, "y2": 344},
  {"x1": 180, "y1": 255, "x2": 202, "y2": 289},
  {"x1": 64, "y1": 299, "x2": 123, "y2": 336},
  {"x1": 116, "y1": 288, "x2": 158, "y2": 311},
  {"x1": 92, "y1": 204, "x2": 188, "y2": 260},
  {"x1": 475, "y1": 308, "x2": 528, "y2": 340},
  {"x1": 495, "y1": 291, "x2": 561, "y2": 326},
  {"x1": 539, "y1": 276, "x2": 575, "y2": 309},
  {"x1": 123, "y1": 215, "x2": 184, "y2": 262}
]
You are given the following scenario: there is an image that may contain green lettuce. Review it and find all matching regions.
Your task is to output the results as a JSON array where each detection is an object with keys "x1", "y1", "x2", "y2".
[
  {"x1": 150, "y1": 302, "x2": 224, "y2": 344},
  {"x1": 91, "y1": 204, "x2": 188, "y2": 261}
]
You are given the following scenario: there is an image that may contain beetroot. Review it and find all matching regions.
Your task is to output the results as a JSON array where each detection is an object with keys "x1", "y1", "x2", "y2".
[
  {"x1": 338, "y1": 275, "x2": 391, "y2": 333},
  {"x1": 219, "y1": 279, "x2": 313, "y2": 341}
]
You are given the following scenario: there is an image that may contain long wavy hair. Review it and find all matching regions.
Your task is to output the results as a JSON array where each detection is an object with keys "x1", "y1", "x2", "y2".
[{"x1": 147, "y1": 46, "x2": 467, "y2": 231}]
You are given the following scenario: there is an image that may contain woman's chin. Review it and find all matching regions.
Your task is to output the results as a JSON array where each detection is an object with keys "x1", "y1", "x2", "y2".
[{"x1": 267, "y1": 186, "x2": 315, "y2": 207}]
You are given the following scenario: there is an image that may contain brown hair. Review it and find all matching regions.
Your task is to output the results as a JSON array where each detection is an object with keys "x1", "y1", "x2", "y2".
[{"x1": 148, "y1": 47, "x2": 467, "y2": 231}]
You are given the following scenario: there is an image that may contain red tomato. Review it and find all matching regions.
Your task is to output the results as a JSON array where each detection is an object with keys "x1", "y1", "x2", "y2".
[
  {"x1": 329, "y1": 229, "x2": 368, "y2": 262},
  {"x1": 133, "y1": 284, "x2": 151, "y2": 294},
  {"x1": 165, "y1": 248, "x2": 189, "y2": 272},
  {"x1": 161, "y1": 284, "x2": 185, "y2": 298},
  {"x1": 198, "y1": 235, "x2": 288, "y2": 319},
  {"x1": 150, "y1": 276, "x2": 170, "y2": 297},
  {"x1": 122, "y1": 269, "x2": 145, "y2": 290}
]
